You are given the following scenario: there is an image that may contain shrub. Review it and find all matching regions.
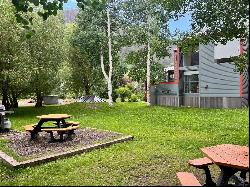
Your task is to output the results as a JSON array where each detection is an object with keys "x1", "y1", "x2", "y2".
[
  {"x1": 129, "y1": 94, "x2": 138, "y2": 102},
  {"x1": 136, "y1": 93, "x2": 145, "y2": 101},
  {"x1": 126, "y1": 83, "x2": 134, "y2": 91},
  {"x1": 115, "y1": 86, "x2": 132, "y2": 102}
]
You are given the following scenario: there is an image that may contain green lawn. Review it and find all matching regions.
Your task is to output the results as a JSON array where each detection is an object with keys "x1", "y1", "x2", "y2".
[{"x1": 0, "y1": 102, "x2": 248, "y2": 186}]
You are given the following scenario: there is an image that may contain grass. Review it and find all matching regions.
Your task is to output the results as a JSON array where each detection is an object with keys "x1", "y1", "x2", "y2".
[{"x1": 0, "y1": 102, "x2": 248, "y2": 186}]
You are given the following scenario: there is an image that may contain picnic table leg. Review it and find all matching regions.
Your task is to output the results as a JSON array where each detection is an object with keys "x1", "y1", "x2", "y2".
[
  {"x1": 30, "y1": 119, "x2": 45, "y2": 140},
  {"x1": 67, "y1": 130, "x2": 75, "y2": 139},
  {"x1": 31, "y1": 131, "x2": 39, "y2": 140},
  {"x1": 61, "y1": 119, "x2": 67, "y2": 128},
  {"x1": 240, "y1": 171, "x2": 247, "y2": 180},
  {"x1": 217, "y1": 166, "x2": 238, "y2": 186},
  {"x1": 58, "y1": 132, "x2": 64, "y2": 142},
  {"x1": 55, "y1": 120, "x2": 64, "y2": 128},
  {"x1": 230, "y1": 174, "x2": 248, "y2": 186},
  {"x1": 229, "y1": 171, "x2": 249, "y2": 186},
  {"x1": 203, "y1": 166, "x2": 216, "y2": 186},
  {"x1": 48, "y1": 131, "x2": 56, "y2": 142}
]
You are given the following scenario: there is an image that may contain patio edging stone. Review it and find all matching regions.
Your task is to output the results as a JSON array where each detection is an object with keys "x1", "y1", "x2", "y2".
[{"x1": 0, "y1": 135, "x2": 134, "y2": 168}]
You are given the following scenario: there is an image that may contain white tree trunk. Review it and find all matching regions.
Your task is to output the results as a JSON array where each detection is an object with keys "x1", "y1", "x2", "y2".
[
  {"x1": 107, "y1": 8, "x2": 113, "y2": 106},
  {"x1": 100, "y1": 9, "x2": 113, "y2": 106},
  {"x1": 100, "y1": 47, "x2": 108, "y2": 80},
  {"x1": 146, "y1": 42, "x2": 151, "y2": 105}
]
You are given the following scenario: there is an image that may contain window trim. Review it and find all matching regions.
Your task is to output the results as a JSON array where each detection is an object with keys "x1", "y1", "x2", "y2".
[{"x1": 184, "y1": 74, "x2": 199, "y2": 94}]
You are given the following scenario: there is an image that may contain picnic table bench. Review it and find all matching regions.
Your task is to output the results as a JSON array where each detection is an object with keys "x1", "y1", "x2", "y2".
[
  {"x1": 177, "y1": 144, "x2": 249, "y2": 186},
  {"x1": 24, "y1": 114, "x2": 80, "y2": 142},
  {"x1": 24, "y1": 123, "x2": 79, "y2": 142},
  {"x1": 177, "y1": 172, "x2": 201, "y2": 186}
]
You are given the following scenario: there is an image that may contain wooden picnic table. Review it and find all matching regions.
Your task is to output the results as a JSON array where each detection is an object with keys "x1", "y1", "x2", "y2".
[
  {"x1": 201, "y1": 144, "x2": 249, "y2": 186},
  {"x1": 36, "y1": 114, "x2": 72, "y2": 128},
  {"x1": 26, "y1": 114, "x2": 77, "y2": 141},
  {"x1": 37, "y1": 114, "x2": 72, "y2": 120}
]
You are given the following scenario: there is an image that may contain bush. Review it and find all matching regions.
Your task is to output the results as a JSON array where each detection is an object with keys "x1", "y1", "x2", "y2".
[
  {"x1": 129, "y1": 94, "x2": 138, "y2": 102},
  {"x1": 126, "y1": 83, "x2": 134, "y2": 91},
  {"x1": 136, "y1": 93, "x2": 145, "y2": 101},
  {"x1": 115, "y1": 86, "x2": 132, "y2": 102}
]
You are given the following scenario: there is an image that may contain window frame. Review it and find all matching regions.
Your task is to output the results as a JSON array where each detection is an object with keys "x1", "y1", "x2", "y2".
[{"x1": 183, "y1": 73, "x2": 199, "y2": 94}]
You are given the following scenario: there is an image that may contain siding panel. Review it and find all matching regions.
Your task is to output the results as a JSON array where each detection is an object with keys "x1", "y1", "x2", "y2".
[
  {"x1": 200, "y1": 82, "x2": 239, "y2": 89},
  {"x1": 200, "y1": 81, "x2": 239, "y2": 87},
  {"x1": 200, "y1": 70, "x2": 240, "y2": 83},
  {"x1": 200, "y1": 59, "x2": 239, "y2": 76},
  {"x1": 200, "y1": 88, "x2": 240, "y2": 94},
  {"x1": 199, "y1": 93, "x2": 240, "y2": 97},
  {"x1": 199, "y1": 67, "x2": 240, "y2": 81},
  {"x1": 220, "y1": 63, "x2": 238, "y2": 69},
  {"x1": 199, "y1": 43, "x2": 240, "y2": 97}
]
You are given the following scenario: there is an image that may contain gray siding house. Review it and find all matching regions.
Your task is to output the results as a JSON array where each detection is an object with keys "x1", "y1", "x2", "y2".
[{"x1": 150, "y1": 39, "x2": 249, "y2": 108}]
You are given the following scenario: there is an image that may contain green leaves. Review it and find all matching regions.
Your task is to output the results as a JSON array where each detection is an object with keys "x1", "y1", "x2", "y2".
[
  {"x1": 0, "y1": 0, "x2": 33, "y2": 106},
  {"x1": 115, "y1": 85, "x2": 133, "y2": 102},
  {"x1": 42, "y1": 12, "x2": 49, "y2": 20},
  {"x1": 12, "y1": 0, "x2": 70, "y2": 26},
  {"x1": 37, "y1": 11, "x2": 43, "y2": 17},
  {"x1": 25, "y1": 29, "x2": 36, "y2": 39},
  {"x1": 31, "y1": 0, "x2": 40, "y2": 6},
  {"x1": 171, "y1": 0, "x2": 249, "y2": 70},
  {"x1": 231, "y1": 53, "x2": 248, "y2": 73},
  {"x1": 1, "y1": 0, "x2": 66, "y2": 106},
  {"x1": 15, "y1": 13, "x2": 29, "y2": 25},
  {"x1": 28, "y1": 7, "x2": 33, "y2": 12}
]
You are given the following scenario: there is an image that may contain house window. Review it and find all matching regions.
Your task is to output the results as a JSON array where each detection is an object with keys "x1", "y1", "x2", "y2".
[
  {"x1": 166, "y1": 70, "x2": 175, "y2": 82},
  {"x1": 181, "y1": 47, "x2": 199, "y2": 67},
  {"x1": 168, "y1": 70, "x2": 175, "y2": 82},
  {"x1": 191, "y1": 51, "x2": 199, "y2": 66},
  {"x1": 184, "y1": 74, "x2": 199, "y2": 93},
  {"x1": 180, "y1": 54, "x2": 184, "y2": 67}
]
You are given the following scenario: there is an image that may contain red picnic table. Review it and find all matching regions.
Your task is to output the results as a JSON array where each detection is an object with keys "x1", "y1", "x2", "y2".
[{"x1": 201, "y1": 144, "x2": 249, "y2": 186}]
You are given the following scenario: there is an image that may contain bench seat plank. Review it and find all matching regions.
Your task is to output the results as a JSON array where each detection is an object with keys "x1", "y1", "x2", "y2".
[
  {"x1": 66, "y1": 121, "x2": 80, "y2": 126},
  {"x1": 24, "y1": 124, "x2": 36, "y2": 131},
  {"x1": 188, "y1": 157, "x2": 213, "y2": 168},
  {"x1": 176, "y1": 172, "x2": 201, "y2": 186},
  {"x1": 41, "y1": 125, "x2": 79, "y2": 132},
  {"x1": 53, "y1": 121, "x2": 80, "y2": 126},
  {"x1": 24, "y1": 123, "x2": 80, "y2": 132},
  {"x1": 23, "y1": 121, "x2": 80, "y2": 141},
  {"x1": 24, "y1": 125, "x2": 79, "y2": 131}
]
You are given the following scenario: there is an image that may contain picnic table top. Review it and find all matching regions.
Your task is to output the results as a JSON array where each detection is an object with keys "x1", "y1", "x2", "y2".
[
  {"x1": 201, "y1": 144, "x2": 249, "y2": 171},
  {"x1": 36, "y1": 114, "x2": 72, "y2": 120}
]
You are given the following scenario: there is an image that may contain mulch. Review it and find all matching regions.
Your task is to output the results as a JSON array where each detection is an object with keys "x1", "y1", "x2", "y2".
[{"x1": 3, "y1": 128, "x2": 123, "y2": 158}]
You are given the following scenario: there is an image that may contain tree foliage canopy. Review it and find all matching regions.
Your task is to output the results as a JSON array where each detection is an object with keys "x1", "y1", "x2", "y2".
[
  {"x1": 1, "y1": 0, "x2": 66, "y2": 108},
  {"x1": 0, "y1": 0, "x2": 32, "y2": 108},
  {"x1": 167, "y1": 0, "x2": 249, "y2": 72},
  {"x1": 26, "y1": 12, "x2": 65, "y2": 106}
]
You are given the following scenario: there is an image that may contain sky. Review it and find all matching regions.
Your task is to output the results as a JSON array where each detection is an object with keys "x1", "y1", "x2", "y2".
[
  {"x1": 168, "y1": 15, "x2": 191, "y2": 34},
  {"x1": 63, "y1": 0, "x2": 78, "y2": 10},
  {"x1": 63, "y1": 0, "x2": 191, "y2": 34}
]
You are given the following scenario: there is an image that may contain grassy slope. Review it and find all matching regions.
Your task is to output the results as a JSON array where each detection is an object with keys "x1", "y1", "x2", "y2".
[{"x1": 0, "y1": 102, "x2": 248, "y2": 186}]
